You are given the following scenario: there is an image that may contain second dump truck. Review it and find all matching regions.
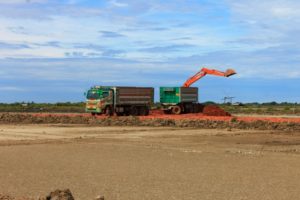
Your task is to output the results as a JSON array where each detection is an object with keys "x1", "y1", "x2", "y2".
[
  {"x1": 85, "y1": 86, "x2": 154, "y2": 116},
  {"x1": 160, "y1": 87, "x2": 203, "y2": 114},
  {"x1": 160, "y1": 68, "x2": 236, "y2": 114}
]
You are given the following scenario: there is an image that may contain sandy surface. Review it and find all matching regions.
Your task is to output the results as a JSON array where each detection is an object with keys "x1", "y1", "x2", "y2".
[
  {"x1": 0, "y1": 125, "x2": 300, "y2": 200},
  {"x1": 235, "y1": 113, "x2": 300, "y2": 118}
]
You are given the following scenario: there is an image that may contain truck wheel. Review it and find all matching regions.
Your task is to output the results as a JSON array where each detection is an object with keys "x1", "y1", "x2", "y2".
[
  {"x1": 145, "y1": 107, "x2": 150, "y2": 116},
  {"x1": 138, "y1": 107, "x2": 144, "y2": 116},
  {"x1": 139, "y1": 106, "x2": 149, "y2": 116},
  {"x1": 117, "y1": 112, "x2": 124, "y2": 116},
  {"x1": 130, "y1": 106, "x2": 138, "y2": 116},
  {"x1": 105, "y1": 107, "x2": 113, "y2": 116},
  {"x1": 163, "y1": 110, "x2": 171, "y2": 114},
  {"x1": 193, "y1": 104, "x2": 200, "y2": 113},
  {"x1": 197, "y1": 104, "x2": 204, "y2": 113},
  {"x1": 171, "y1": 106, "x2": 182, "y2": 115}
]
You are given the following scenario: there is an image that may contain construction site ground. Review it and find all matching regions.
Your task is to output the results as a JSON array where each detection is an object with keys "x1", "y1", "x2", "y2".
[{"x1": 1, "y1": 124, "x2": 300, "y2": 200}]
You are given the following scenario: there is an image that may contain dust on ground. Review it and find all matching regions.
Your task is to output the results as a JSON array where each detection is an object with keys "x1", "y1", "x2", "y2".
[{"x1": 0, "y1": 124, "x2": 300, "y2": 200}]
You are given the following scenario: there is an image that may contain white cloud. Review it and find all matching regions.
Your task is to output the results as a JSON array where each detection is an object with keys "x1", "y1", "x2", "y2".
[
  {"x1": 225, "y1": 0, "x2": 300, "y2": 52},
  {"x1": 0, "y1": 0, "x2": 299, "y2": 80},
  {"x1": 109, "y1": 0, "x2": 128, "y2": 7},
  {"x1": 228, "y1": 0, "x2": 300, "y2": 19},
  {"x1": 0, "y1": 86, "x2": 25, "y2": 91},
  {"x1": 0, "y1": 0, "x2": 47, "y2": 4}
]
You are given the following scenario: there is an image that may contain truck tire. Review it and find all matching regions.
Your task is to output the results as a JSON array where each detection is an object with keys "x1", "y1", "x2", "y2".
[
  {"x1": 139, "y1": 106, "x2": 149, "y2": 116},
  {"x1": 171, "y1": 106, "x2": 182, "y2": 115},
  {"x1": 145, "y1": 107, "x2": 150, "y2": 116},
  {"x1": 193, "y1": 104, "x2": 202, "y2": 113},
  {"x1": 163, "y1": 110, "x2": 171, "y2": 114},
  {"x1": 117, "y1": 112, "x2": 124, "y2": 116},
  {"x1": 105, "y1": 106, "x2": 113, "y2": 116},
  {"x1": 130, "y1": 106, "x2": 138, "y2": 116}
]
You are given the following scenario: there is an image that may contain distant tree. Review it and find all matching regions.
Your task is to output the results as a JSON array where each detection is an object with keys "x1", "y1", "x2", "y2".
[
  {"x1": 247, "y1": 102, "x2": 259, "y2": 106},
  {"x1": 203, "y1": 101, "x2": 216, "y2": 105},
  {"x1": 263, "y1": 101, "x2": 278, "y2": 106}
]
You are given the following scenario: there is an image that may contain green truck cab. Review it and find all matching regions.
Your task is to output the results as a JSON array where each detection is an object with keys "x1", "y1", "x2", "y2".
[
  {"x1": 85, "y1": 86, "x2": 154, "y2": 116},
  {"x1": 85, "y1": 86, "x2": 112, "y2": 115},
  {"x1": 160, "y1": 87, "x2": 203, "y2": 114}
]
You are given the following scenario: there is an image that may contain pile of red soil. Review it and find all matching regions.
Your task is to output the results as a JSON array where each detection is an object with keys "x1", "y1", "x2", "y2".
[{"x1": 203, "y1": 105, "x2": 231, "y2": 116}]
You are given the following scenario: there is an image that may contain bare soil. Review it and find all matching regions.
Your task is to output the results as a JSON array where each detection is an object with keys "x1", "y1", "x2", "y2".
[
  {"x1": 0, "y1": 125, "x2": 300, "y2": 199},
  {"x1": 2, "y1": 113, "x2": 300, "y2": 131}
]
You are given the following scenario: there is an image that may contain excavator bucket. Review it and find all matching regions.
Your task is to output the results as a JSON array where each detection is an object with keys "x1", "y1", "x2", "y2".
[{"x1": 224, "y1": 69, "x2": 236, "y2": 77}]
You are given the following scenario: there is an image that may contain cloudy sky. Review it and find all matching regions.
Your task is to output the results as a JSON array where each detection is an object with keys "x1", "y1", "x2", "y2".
[{"x1": 0, "y1": 0, "x2": 299, "y2": 103}]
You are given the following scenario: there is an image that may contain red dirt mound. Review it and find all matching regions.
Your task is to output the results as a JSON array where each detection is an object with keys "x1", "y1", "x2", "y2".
[{"x1": 203, "y1": 105, "x2": 231, "y2": 116}]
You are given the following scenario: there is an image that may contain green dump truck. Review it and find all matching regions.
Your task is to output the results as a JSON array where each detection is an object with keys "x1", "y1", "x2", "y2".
[
  {"x1": 159, "y1": 68, "x2": 236, "y2": 114},
  {"x1": 85, "y1": 86, "x2": 154, "y2": 116},
  {"x1": 160, "y1": 87, "x2": 203, "y2": 114}
]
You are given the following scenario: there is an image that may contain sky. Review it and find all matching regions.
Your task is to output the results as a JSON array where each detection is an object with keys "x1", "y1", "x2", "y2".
[{"x1": 0, "y1": 0, "x2": 299, "y2": 103}]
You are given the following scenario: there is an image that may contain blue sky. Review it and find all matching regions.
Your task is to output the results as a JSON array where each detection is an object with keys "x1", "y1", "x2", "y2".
[{"x1": 0, "y1": 0, "x2": 299, "y2": 103}]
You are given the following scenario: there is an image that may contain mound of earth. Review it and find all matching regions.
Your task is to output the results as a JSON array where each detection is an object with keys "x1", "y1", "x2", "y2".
[{"x1": 203, "y1": 105, "x2": 231, "y2": 116}]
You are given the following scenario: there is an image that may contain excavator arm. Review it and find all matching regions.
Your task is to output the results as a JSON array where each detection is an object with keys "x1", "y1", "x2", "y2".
[{"x1": 183, "y1": 67, "x2": 236, "y2": 87}]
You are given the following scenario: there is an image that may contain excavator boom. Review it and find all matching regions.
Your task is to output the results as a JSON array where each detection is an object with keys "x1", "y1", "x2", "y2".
[{"x1": 183, "y1": 67, "x2": 236, "y2": 87}]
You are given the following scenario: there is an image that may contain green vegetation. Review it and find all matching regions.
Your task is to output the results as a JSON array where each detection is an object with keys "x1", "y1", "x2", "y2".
[
  {"x1": 220, "y1": 102, "x2": 300, "y2": 115},
  {"x1": 0, "y1": 101, "x2": 299, "y2": 115},
  {"x1": 0, "y1": 102, "x2": 85, "y2": 113}
]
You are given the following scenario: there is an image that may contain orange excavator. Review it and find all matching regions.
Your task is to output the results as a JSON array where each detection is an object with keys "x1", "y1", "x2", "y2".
[{"x1": 183, "y1": 68, "x2": 236, "y2": 87}]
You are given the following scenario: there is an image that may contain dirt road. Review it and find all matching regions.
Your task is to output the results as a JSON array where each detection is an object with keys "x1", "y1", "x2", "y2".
[{"x1": 0, "y1": 125, "x2": 300, "y2": 200}]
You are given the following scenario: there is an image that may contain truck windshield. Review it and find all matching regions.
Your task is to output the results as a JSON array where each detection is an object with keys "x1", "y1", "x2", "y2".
[{"x1": 87, "y1": 90, "x2": 100, "y2": 99}]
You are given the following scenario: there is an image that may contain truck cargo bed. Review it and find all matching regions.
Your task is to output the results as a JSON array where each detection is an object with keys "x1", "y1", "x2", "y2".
[
  {"x1": 114, "y1": 87, "x2": 154, "y2": 105},
  {"x1": 160, "y1": 87, "x2": 198, "y2": 104}
]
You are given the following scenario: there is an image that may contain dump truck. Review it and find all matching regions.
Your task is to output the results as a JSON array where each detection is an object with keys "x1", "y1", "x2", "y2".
[
  {"x1": 160, "y1": 87, "x2": 203, "y2": 114},
  {"x1": 160, "y1": 68, "x2": 236, "y2": 114},
  {"x1": 85, "y1": 86, "x2": 154, "y2": 116}
]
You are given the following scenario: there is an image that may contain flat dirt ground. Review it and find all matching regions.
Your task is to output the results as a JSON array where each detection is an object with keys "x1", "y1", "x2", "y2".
[{"x1": 0, "y1": 125, "x2": 300, "y2": 200}]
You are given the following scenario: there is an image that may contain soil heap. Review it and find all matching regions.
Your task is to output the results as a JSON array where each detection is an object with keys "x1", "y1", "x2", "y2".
[{"x1": 203, "y1": 105, "x2": 231, "y2": 116}]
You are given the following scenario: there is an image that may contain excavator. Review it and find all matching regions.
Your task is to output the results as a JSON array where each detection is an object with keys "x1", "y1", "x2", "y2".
[
  {"x1": 183, "y1": 67, "x2": 236, "y2": 87},
  {"x1": 160, "y1": 67, "x2": 236, "y2": 114}
]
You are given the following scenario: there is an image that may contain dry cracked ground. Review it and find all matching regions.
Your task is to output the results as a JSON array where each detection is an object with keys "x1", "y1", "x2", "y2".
[{"x1": 0, "y1": 124, "x2": 300, "y2": 200}]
